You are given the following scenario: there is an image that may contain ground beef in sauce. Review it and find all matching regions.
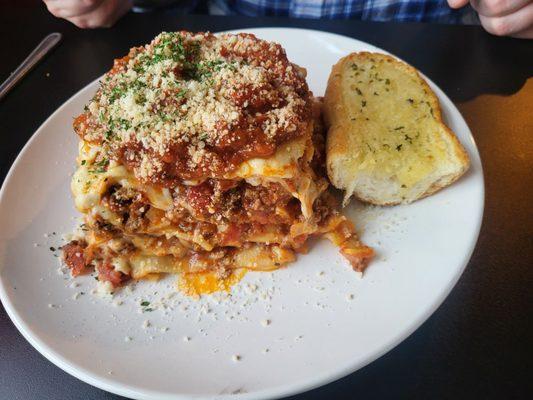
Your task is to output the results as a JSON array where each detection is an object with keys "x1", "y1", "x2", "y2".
[
  {"x1": 177, "y1": 180, "x2": 300, "y2": 225},
  {"x1": 101, "y1": 186, "x2": 151, "y2": 232},
  {"x1": 96, "y1": 260, "x2": 130, "y2": 287},
  {"x1": 62, "y1": 240, "x2": 90, "y2": 276}
]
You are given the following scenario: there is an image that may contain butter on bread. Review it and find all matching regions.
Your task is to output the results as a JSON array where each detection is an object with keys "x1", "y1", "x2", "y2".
[{"x1": 323, "y1": 52, "x2": 470, "y2": 205}]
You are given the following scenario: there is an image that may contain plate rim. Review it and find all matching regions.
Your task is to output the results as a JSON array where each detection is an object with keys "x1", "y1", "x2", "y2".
[{"x1": 0, "y1": 27, "x2": 485, "y2": 400}]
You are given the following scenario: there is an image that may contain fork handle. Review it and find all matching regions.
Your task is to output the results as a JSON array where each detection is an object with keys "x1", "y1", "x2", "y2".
[{"x1": 0, "y1": 32, "x2": 62, "y2": 102}]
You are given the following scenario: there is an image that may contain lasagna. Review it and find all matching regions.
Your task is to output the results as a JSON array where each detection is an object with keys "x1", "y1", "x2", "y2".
[{"x1": 62, "y1": 32, "x2": 373, "y2": 292}]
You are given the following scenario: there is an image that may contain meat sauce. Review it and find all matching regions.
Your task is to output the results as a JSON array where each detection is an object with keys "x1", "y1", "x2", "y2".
[
  {"x1": 73, "y1": 32, "x2": 312, "y2": 185},
  {"x1": 181, "y1": 179, "x2": 300, "y2": 226},
  {"x1": 62, "y1": 239, "x2": 131, "y2": 287},
  {"x1": 96, "y1": 261, "x2": 130, "y2": 286},
  {"x1": 62, "y1": 241, "x2": 90, "y2": 276},
  {"x1": 99, "y1": 179, "x2": 304, "y2": 248}
]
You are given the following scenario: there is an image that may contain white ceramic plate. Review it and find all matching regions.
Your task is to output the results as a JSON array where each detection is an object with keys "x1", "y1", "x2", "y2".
[{"x1": 0, "y1": 28, "x2": 483, "y2": 400}]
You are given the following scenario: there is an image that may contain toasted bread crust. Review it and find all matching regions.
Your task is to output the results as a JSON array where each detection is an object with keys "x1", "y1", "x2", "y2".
[{"x1": 324, "y1": 52, "x2": 470, "y2": 206}]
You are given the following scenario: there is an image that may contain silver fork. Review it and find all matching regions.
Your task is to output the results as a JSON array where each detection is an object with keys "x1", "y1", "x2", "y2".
[{"x1": 0, "y1": 32, "x2": 62, "y2": 102}]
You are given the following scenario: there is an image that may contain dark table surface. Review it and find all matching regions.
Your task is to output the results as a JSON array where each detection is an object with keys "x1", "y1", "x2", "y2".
[{"x1": 1, "y1": 4, "x2": 532, "y2": 400}]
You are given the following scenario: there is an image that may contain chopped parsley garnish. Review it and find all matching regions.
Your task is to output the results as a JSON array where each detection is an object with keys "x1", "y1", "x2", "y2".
[
  {"x1": 90, "y1": 158, "x2": 109, "y2": 173},
  {"x1": 131, "y1": 79, "x2": 147, "y2": 91},
  {"x1": 109, "y1": 83, "x2": 128, "y2": 103},
  {"x1": 144, "y1": 32, "x2": 202, "y2": 80},
  {"x1": 133, "y1": 64, "x2": 145, "y2": 74},
  {"x1": 81, "y1": 160, "x2": 86, "y2": 165},
  {"x1": 118, "y1": 118, "x2": 131, "y2": 130},
  {"x1": 193, "y1": 59, "x2": 238, "y2": 81},
  {"x1": 140, "y1": 300, "x2": 150, "y2": 307},
  {"x1": 135, "y1": 93, "x2": 147, "y2": 105},
  {"x1": 158, "y1": 111, "x2": 170, "y2": 122},
  {"x1": 107, "y1": 117, "x2": 116, "y2": 130}
]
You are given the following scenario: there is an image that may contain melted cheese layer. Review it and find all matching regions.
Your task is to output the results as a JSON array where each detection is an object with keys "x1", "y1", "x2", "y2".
[{"x1": 72, "y1": 138, "x2": 323, "y2": 218}]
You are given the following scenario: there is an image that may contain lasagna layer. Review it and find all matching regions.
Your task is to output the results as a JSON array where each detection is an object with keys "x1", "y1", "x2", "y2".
[
  {"x1": 63, "y1": 32, "x2": 374, "y2": 293},
  {"x1": 64, "y1": 210, "x2": 372, "y2": 284}
]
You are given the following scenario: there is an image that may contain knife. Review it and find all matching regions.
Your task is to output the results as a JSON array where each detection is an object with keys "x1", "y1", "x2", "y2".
[{"x1": 0, "y1": 32, "x2": 62, "y2": 102}]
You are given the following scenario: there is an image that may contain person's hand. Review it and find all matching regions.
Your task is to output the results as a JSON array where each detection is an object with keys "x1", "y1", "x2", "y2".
[
  {"x1": 448, "y1": 0, "x2": 533, "y2": 38},
  {"x1": 43, "y1": 0, "x2": 132, "y2": 29}
]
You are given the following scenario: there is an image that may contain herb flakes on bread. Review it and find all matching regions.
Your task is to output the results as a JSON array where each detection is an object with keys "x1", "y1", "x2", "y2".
[{"x1": 324, "y1": 52, "x2": 470, "y2": 206}]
